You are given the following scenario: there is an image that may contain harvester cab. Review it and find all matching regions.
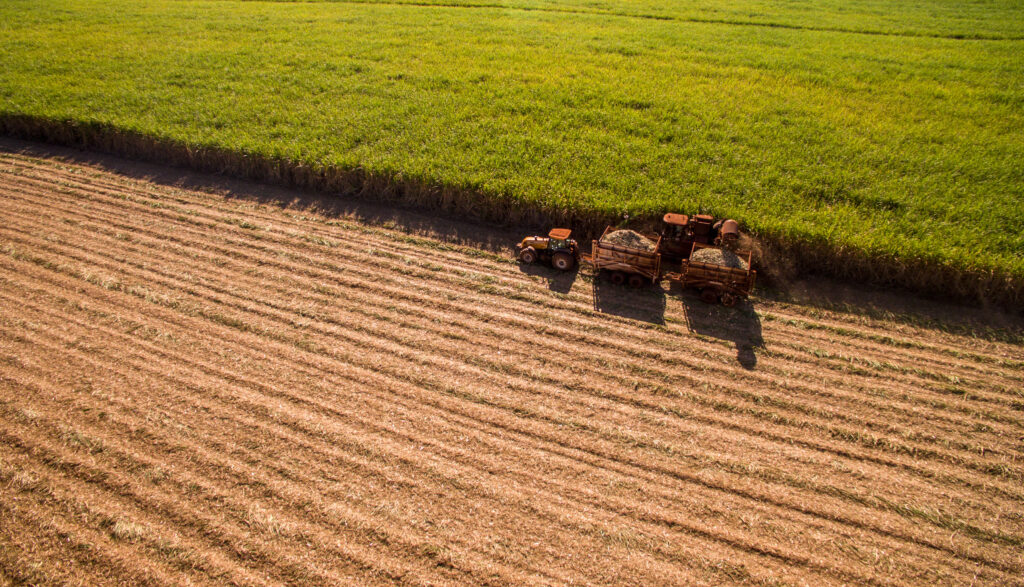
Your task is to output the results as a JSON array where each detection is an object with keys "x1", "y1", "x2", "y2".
[
  {"x1": 657, "y1": 213, "x2": 710, "y2": 261},
  {"x1": 661, "y1": 213, "x2": 689, "y2": 237},
  {"x1": 516, "y1": 228, "x2": 580, "y2": 271}
]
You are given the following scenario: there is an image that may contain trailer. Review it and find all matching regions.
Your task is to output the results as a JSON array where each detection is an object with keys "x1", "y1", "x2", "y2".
[
  {"x1": 668, "y1": 243, "x2": 756, "y2": 306},
  {"x1": 589, "y1": 226, "x2": 662, "y2": 288}
]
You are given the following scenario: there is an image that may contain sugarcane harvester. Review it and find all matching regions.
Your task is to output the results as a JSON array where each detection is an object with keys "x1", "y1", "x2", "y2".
[{"x1": 657, "y1": 213, "x2": 740, "y2": 261}]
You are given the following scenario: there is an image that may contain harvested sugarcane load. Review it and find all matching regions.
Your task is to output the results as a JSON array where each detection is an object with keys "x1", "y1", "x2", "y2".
[
  {"x1": 600, "y1": 229, "x2": 657, "y2": 252},
  {"x1": 690, "y1": 246, "x2": 749, "y2": 270}
]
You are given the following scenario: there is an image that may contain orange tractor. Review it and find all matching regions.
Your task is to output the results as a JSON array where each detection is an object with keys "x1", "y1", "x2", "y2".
[{"x1": 515, "y1": 228, "x2": 581, "y2": 271}]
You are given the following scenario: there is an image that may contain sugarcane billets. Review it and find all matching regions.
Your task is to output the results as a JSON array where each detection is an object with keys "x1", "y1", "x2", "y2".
[
  {"x1": 601, "y1": 230, "x2": 656, "y2": 252},
  {"x1": 690, "y1": 247, "x2": 749, "y2": 270}
]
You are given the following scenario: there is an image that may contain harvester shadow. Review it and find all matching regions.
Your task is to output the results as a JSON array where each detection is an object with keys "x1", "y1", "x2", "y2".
[
  {"x1": 592, "y1": 278, "x2": 666, "y2": 325},
  {"x1": 676, "y1": 284, "x2": 763, "y2": 370},
  {"x1": 517, "y1": 263, "x2": 579, "y2": 294}
]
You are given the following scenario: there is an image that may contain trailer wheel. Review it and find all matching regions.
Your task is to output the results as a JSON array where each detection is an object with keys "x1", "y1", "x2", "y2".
[
  {"x1": 628, "y1": 274, "x2": 645, "y2": 288},
  {"x1": 610, "y1": 271, "x2": 627, "y2": 286},
  {"x1": 551, "y1": 252, "x2": 574, "y2": 271},
  {"x1": 720, "y1": 292, "x2": 737, "y2": 307},
  {"x1": 700, "y1": 288, "x2": 720, "y2": 304},
  {"x1": 518, "y1": 247, "x2": 537, "y2": 264}
]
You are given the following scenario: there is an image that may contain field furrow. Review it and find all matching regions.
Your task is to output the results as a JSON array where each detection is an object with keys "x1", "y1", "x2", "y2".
[
  {"x1": 1, "y1": 150, "x2": 1021, "y2": 584},
  {"x1": 4, "y1": 164, "x2": 1015, "y2": 434},
  {"x1": 8, "y1": 186, "x2": 1024, "y2": 553},
  {"x1": 4, "y1": 193, "x2": 1019, "y2": 512},
  {"x1": 0, "y1": 273, "x2": 812, "y2": 584},
  {"x1": 2, "y1": 184, "x2": 1015, "y2": 471}
]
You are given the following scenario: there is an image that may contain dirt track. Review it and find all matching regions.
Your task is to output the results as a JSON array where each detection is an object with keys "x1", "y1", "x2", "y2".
[{"x1": 1, "y1": 148, "x2": 1022, "y2": 585}]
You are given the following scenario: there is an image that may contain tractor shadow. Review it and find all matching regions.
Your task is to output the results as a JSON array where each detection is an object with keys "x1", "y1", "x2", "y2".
[
  {"x1": 592, "y1": 275, "x2": 666, "y2": 325},
  {"x1": 675, "y1": 282, "x2": 763, "y2": 369},
  {"x1": 517, "y1": 262, "x2": 579, "y2": 295}
]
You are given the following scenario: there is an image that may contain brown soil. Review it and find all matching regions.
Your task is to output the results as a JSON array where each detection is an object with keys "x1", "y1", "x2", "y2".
[{"x1": 1, "y1": 146, "x2": 1023, "y2": 585}]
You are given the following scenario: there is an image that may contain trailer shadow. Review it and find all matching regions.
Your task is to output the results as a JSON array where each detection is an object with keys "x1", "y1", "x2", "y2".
[
  {"x1": 676, "y1": 285, "x2": 763, "y2": 369},
  {"x1": 516, "y1": 263, "x2": 579, "y2": 294},
  {"x1": 592, "y1": 277, "x2": 666, "y2": 325}
]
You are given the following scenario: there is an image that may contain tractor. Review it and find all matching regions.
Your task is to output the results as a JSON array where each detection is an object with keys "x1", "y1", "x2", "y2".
[{"x1": 516, "y1": 228, "x2": 580, "y2": 271}]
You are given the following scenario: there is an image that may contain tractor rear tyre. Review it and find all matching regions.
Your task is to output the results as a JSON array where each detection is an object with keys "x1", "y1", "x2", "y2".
[
  {"x1": 628, "y1": 274, "x2": 645, "y2": 288},
  {"x1": 700, "y1": 288, "x2": 720, "y2": 304},
  {"x1": 610, "y1": 271, "x2": 627, "y2": 286},
  {"x1": 551, "y1": 252, "x2": 574, "y2": 271},
  {"x1": 518, "y1": 247, "x2": 537, "y2": 264}
]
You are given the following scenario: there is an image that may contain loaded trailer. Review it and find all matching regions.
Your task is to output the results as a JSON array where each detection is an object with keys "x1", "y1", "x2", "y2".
[
  {"x1": 665, "y1": 243, "x2": 756, "y2": 306},
  {"x1": 588, "y1": 226, "x2": 662, "y2": 288}
]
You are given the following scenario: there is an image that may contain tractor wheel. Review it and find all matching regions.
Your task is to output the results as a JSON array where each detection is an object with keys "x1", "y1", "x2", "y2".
[
  {"x1": 518, "y1": 247, "x2": 537, "y2": 264},
  {"x1": 551, "y1": 252, "x2": 574, "y2": 271},
  {"x1": 628, "y1": 274, "x2": 646, "y2": 288},
  {"x1": 700, "y1": 288, "x2": 720, "y2": 304},
  {"x1": 610, "y1": 271, "x2": 627, "y2": 286},
  {"x1": 721, "y1": 292, "x2": 737, "y2": 307}
]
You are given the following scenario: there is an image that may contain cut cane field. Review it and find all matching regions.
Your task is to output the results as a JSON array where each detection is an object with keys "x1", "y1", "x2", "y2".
[
  {"x1": 1, "y1": 0, "x2": 1023, "y2": 304},
  {"x1": 1, "y1": 146, "x2": 1023, "y2": 584}
]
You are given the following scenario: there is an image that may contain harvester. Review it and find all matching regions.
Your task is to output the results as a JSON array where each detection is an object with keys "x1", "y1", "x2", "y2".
[{"x1": 657, "y1": 213, "x2": 740, "y2": 261}]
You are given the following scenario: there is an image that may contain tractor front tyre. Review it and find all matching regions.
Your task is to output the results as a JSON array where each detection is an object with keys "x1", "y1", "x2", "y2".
[
  {"x1": 518, "y1": 247, "x2": 537, "y2": 264},
  {"x1": 628, "y1": 274, "x2": 646, "y2": 288},
  {"x1": 610, "y1": 271, "x2": 627, "y2": 286},
  {"x1": 551, "y1": 252, "x2": 574, "y2": 271},
  {"x1": 700, "y1": 288, "x2": 720, "y2": 304}
]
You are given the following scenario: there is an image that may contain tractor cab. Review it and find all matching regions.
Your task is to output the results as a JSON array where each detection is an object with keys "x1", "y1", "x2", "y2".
[
  {"x1": 657, "y1": 213, "x2": 705, "y2": 261},
  {"x1": 546, "y1": 228, "x2": 574, "y2": 251}
]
